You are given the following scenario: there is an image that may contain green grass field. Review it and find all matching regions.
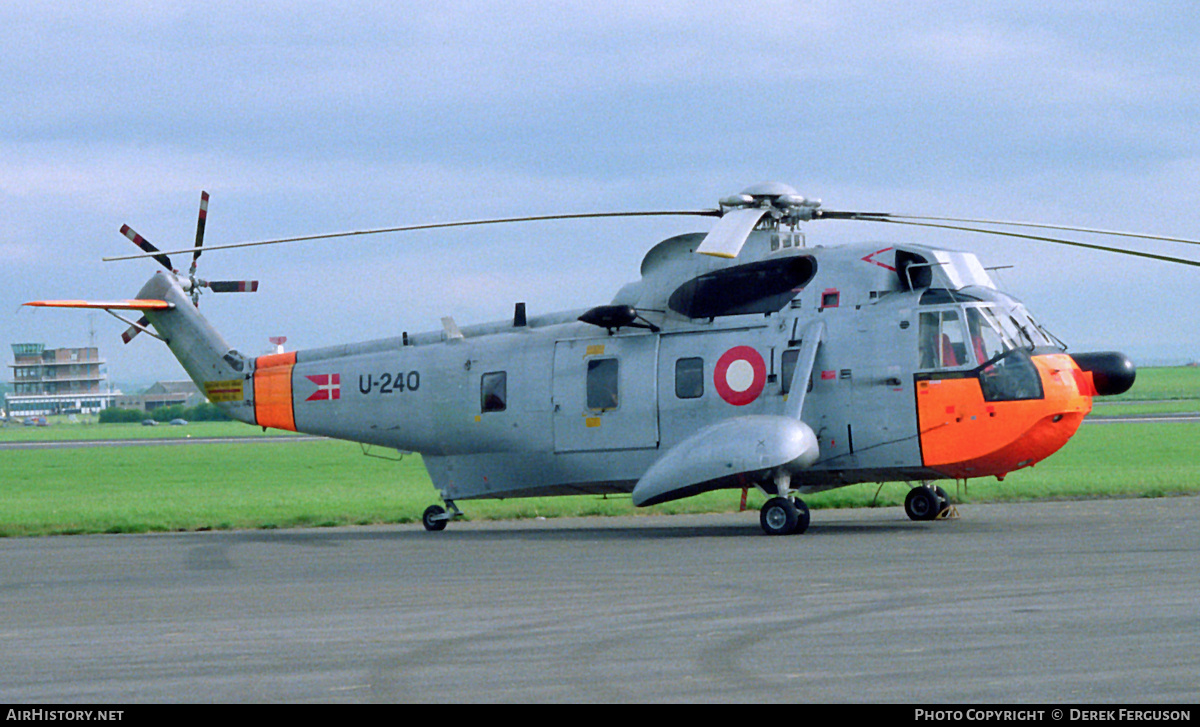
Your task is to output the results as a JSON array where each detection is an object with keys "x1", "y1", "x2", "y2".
[
  {"x1": 2, "y1": 366, "x2": 1196, "y2": 537},
  {"x1": 1108, "y1": 364, "x2": 1200, "y2": 401},
  {"x1": 2, "y1": 420, "x2": 1197, "y2": 537},
  {"x1": 1083, "y1": 364, "x2": 1199, "y2": 417}
]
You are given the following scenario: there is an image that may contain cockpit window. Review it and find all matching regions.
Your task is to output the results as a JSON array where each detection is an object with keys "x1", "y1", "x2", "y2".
[
  {"x1": 919, "y1": 288, "x2": 982, "y2": 305},
  {"x1": 919, "y1": 310, "x2": 970, "y2": 369},
  {"x1": 917, "y1": 303, "x2": 1048, "y2": 401},
  {"x1": 966, "y1": 307, "x2": 1018, "y2": 365},
  {"x1": 1013, "y1": 309, "x2": 1061, "y2": 349},
  {"x1": 999, "y1": 313, "x2": 1033, "y2": 348},
  {"x1": 979, "y1": 349, "x2": 1045, "y2": 401},
  {"x1": 968, "y1": 304, "x2": 1062, "y2": 354},
  {"x1": 923, "y1": 303, "x2": 1063, "y2": 372}
]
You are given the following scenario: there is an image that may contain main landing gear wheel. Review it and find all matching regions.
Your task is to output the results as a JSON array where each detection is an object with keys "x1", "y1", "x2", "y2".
[
  {"x1": 904, "y1": 486, "x2": 942, "y2": 521},
  {"x1": 760, "y1": 497, "x2": 810, "y2": 536},
  {"x1": 422, "y1": 505, "x2": 448, "y2": 531}
]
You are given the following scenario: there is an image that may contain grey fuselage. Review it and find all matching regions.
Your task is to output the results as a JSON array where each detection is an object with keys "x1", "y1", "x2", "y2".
[{"x1": 142, "y1": 227, "x2": 1082, "y2": 505}]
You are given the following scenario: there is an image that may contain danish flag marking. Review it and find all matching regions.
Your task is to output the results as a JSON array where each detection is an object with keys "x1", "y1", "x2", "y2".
[{"x1": 306, "y1": 373, "x2": 341, "y2": 401}]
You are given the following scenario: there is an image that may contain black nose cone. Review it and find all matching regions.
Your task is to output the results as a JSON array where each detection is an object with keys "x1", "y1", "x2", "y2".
[{"x1": 1070, "y1": 351, "x2": 1136, "y2": 396}]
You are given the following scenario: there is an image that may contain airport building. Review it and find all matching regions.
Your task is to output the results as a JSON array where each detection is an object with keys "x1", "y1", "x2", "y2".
[
  {"x1": 5, "y1": 343, "x2": 121, "y2": 416},
  {"x1": 114, "y1": 381, "x2": 206, "y2": 412}
]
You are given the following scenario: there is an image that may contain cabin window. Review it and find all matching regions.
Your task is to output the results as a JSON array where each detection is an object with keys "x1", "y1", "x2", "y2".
[
  {"x1": 675, "y1": 357, "x2": 704, "y2": 399},
  {"x1": 780, "y1": 348, "x2": 814, "y2": 394},
  {"x1": 480, "y1": 371, "x2": 507, "y2": 413},
  {"x1": 919, "y1": 310, "x2": 969, "y2": 369},
  {"x1": 781, "y1": 349, "x2": 799, "y2": 394},
  {"x1": 587, "y1": 358, "x2": 619, "y2": 410}
]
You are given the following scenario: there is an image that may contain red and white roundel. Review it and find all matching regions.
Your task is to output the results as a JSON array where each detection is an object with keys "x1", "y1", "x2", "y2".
[{"x1": 714, "y1": 346, "x2": 767, "y2": 406}]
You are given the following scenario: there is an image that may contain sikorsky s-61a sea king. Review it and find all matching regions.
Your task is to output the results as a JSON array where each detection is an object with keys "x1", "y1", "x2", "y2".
[{"x1": 28, "y1": 183, "x2": 1200, "y2": 534}]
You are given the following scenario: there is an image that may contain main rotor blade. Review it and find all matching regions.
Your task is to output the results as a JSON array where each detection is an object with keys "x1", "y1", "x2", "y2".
[
  {"x1": 102, "y1": 209, "x2": 720, "y2": 261},
  {"x1": 695, "y1": 207, "x2": 768, "y2": 258},
  {"x1": 859, "y1": 217, "x2": 1200, "y2": 268},
  {"x1": 825, "y1": 211, "x2": 1200, "y2": 248},
  {"x1": 193, "y1": 190, "x2": 209, "y2": 264},
  {"x1": 119, "y1": 225, "x2": 174, "y2": 270}
]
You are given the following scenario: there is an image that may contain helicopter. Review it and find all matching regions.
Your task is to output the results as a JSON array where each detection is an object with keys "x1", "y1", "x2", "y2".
[{"x1": 25, "y1": 182, "x2": 1198, "y2": 535}]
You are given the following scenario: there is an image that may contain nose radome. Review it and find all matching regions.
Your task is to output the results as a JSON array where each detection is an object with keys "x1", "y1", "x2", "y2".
[{"x1": 1070, "y1": 352, "x2": 1136, "y2": 396}]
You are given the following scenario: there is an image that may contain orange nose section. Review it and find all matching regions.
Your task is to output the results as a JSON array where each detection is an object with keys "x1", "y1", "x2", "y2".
[{"x1": 917, "y1": 353, "x2": 1093, "y2": 479}]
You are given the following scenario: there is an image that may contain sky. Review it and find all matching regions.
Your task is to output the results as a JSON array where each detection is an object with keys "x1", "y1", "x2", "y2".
[{"x1": 3, "y1": 1, "x2": 1199, "y2": 387}]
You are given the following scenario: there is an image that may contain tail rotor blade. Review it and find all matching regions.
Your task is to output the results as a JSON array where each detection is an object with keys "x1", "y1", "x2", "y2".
[
  {"x1": 120, "y1": 225, "x2": 174, "y2": 270},
  {"x1": 205, "y1": 280, "x2": 259, "y2": 293},
  {"x1": 193, "y1": 190, "x2": 209, "y2": 265},
  {"x1": 121, "y1": 315, "x2": 150, "y2": 344}
]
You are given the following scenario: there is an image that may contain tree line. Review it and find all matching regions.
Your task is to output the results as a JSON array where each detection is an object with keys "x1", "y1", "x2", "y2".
[{"x1": 99, "y1": 402, "x2": 231, "y2": 423}]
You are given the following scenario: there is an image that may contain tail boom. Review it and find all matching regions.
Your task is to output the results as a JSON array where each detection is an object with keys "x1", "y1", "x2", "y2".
[{"x1": 133, "y1": 272, "x2": 256, "y2": 424}]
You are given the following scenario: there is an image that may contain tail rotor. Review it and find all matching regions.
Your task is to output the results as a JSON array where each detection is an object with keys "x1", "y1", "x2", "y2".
[{"x1": 119, "y1": 191, "x2": 258, "y2": 342}]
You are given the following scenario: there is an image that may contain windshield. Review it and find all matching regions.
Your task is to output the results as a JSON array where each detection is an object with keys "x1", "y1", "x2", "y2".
[
  {"x1": 953, "y1": 287, "x2": 1064, "y2": 351},
  {"x1": 966, "y1": 306, "x2": 1018, "y2": 365},
  {"x1": 965, "y1": 303, "x2": 1065, "y2": 358},
  {"x1": 1012, "y1": 308, "x2": 1062, "y2": 349}
]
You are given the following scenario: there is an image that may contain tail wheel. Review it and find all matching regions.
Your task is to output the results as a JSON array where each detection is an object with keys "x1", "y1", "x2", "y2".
[{"x1": 422, "y1": 505, "x2": 448, "y2": 532}]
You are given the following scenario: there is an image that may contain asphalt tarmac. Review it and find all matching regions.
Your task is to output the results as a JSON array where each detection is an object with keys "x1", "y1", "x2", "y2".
[{"x1": 2, "y1": 496, "x2": 1198, "y2": 703}]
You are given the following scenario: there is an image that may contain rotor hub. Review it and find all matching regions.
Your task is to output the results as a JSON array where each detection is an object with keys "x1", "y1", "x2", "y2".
[{"x1": 719, "y1": 182, "x2": 822, "y2": 224}]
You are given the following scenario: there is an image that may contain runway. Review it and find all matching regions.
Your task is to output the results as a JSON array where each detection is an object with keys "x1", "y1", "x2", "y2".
[
  {"x1": 0, "y1": 435, "x2": 325, "y2": 450},
  {"x1": 2, "y1": 496, "x2": 1198, "y2": 703},
  {"x1": 1085, "y1": 414, "x2": 1200, "y2": 423}
]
